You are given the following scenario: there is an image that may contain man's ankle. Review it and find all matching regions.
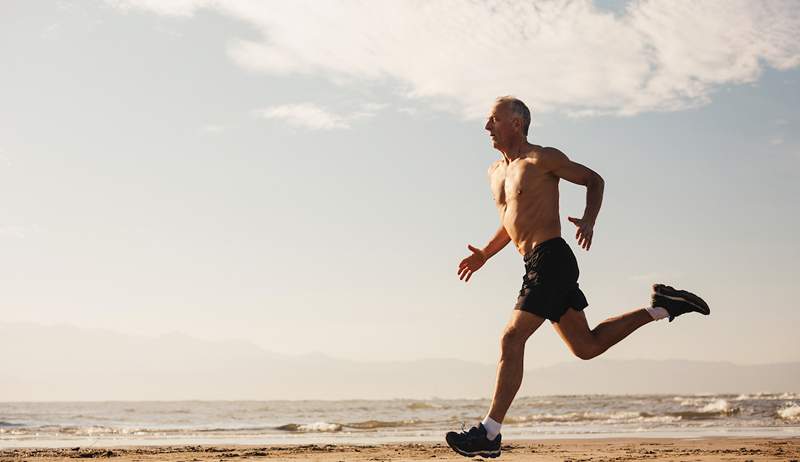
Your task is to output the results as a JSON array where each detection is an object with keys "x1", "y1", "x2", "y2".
[{"x1": 481, "y1": 415, "x2": 502, "y2": 440}]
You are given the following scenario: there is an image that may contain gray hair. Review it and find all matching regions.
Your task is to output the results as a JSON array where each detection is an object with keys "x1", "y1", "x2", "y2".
[{"x1": 495, "y1": 96, "x2": 531, "y2": 136}]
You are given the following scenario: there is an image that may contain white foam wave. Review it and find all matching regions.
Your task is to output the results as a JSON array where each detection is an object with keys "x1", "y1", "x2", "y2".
[
  {"x1": 273, "y1": 422, "x2": 344, "y2": 433},
  {"x1": 734, "y1": 392, "x2": 800, "y2": 401},
  {"x1": 406, "y1": 402, "x2": 443, "y2": 410},
  {"x1": 777, "y1": 403, "x2": 800, "y2": 421},
  {"x1": 700, "y1": 399, "x2": 735, "y2": 413},
  {"x1": 296, "y1": 422, "x2": 343, "y2": 432},
  {"x1": 506, "y1": 411, "x2": 682, "y2": 425}
]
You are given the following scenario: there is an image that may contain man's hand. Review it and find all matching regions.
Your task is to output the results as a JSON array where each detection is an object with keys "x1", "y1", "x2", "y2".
[
  {"x1": 568, "y1": 217, "x2": 594, "y2": 250},
  {"x1": 458, "y1": 244, "x2": 487, "y2": 282}
]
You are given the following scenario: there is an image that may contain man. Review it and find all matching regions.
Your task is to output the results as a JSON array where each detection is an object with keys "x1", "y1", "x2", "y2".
[{"x1": 444, "y1": 96, "x2": 710, "y2": 459}]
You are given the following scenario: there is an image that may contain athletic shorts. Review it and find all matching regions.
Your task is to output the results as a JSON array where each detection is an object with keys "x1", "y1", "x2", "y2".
[{"x1": 514, "y1": 236, "x2": 588, "y2": 322}]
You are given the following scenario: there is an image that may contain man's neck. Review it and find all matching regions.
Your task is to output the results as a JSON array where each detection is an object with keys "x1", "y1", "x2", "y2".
[{"x1": 501, "y1": 138, "x2": 529, "y2": 164}]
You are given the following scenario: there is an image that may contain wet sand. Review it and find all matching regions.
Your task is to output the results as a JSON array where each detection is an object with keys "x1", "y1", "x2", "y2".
[{"x1": 1, "y1": 437, "x2": 798, "y2": 461}]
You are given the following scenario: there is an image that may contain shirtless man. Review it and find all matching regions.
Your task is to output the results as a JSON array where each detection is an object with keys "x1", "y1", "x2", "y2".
[{"x1": 445, "y1": 96, "x2": 710, "y2": 459}]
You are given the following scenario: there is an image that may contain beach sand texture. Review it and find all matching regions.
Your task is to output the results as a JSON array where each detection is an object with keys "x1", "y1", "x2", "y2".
[{"x1": 2, "y1": 438, "x2": 798, "y2": 461}]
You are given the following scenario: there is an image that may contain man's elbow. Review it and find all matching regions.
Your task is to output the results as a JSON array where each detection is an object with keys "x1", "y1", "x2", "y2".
[{"x1": 589, "y1": 172, "x2": 604, "y2": 188}]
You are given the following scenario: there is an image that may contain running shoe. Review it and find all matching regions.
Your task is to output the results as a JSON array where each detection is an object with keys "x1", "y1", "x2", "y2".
[
  {"x1": 652, "y1": 284, "x2": 710, "y2": 322},
  {"x1": 445, "y1": 422, "x2": 501, "y2": 458}
]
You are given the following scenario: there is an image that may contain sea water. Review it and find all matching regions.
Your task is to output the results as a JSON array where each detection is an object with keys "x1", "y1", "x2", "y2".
[{"x1": 1, "y1": 393, "x2": 799, "y2": 448}]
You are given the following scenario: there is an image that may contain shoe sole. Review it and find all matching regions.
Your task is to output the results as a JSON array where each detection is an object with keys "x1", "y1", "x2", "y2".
[
  {"x1": 653, "y1": 284, "x2": 710, "y2": 315},
  {"x1": 445, "y1": 437, "x2": 500, "y2": 459}
]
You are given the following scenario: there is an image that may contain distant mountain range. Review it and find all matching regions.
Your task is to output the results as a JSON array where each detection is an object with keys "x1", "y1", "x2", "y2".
[{"x1": 2, "y1": 322, "x2": 797, "y2": 400}]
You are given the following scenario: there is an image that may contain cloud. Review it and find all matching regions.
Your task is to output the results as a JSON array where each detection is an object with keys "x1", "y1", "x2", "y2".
[
  {"x1": 108, "y1": 0, "x2": 800, "y2": 118},
  {"x1": 106, "y1": 0, "x2": 212, "y2": 17},
  {"x1": 254, "y1": 102, "x2": 379, "y2": 130},
  {"x1": 41, "y1": 23, "x2": 61, "y2": 40},
  {"x1": 0, "y1": 148, "x2": 11, "y2": 168},
  {"x1": 201, "y1": 123, "x2": 225, "y2": 134},
  {"x1": 0, "y1": 224, "x2": 44, "y2": 239}
]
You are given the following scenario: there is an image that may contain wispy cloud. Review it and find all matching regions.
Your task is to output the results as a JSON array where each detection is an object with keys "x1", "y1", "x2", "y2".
[
  {"x1": 0, "y1": 224, "x2": 44, "y2": 239},
  {"x1": 0, "y1": 148, "x2": 11, "y2": 168},
  {"x1": 201, "y1": 123, "x2": 225, "y2": 134},
  {"x1": 41, "y1": 23, "x2": 61, "y2": 40},
  {"x1": 109, "y1": 0, "x2": 800, "y2": 118},
  {"x1": 254, "y1": 102, "x2": 381, "y2": 130}
]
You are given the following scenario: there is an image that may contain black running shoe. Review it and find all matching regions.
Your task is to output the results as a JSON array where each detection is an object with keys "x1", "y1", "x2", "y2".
[
  {"x1": 445, "y1": 422, "x2": 501, "y2": 458},
  {"x1": 652, "y1": 284, "x2": 710, "y2": 322}
]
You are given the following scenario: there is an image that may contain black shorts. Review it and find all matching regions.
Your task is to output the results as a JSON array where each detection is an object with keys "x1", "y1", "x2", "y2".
[{"x1": 514, "y1": 237, "x2": 588, "y2": 322}]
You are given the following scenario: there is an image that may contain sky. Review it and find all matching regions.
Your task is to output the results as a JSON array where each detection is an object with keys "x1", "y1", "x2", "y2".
[{"x1": 1, "y1": 0, "x2": 799, "y2": 370}]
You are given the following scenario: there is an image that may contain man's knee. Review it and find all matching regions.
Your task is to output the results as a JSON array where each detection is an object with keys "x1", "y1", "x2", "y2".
[
  {"x1": 500, "y1": 326, "x2": 529, "y2": 355},
  {"x1": 572, "y1": 342, "x2": 601, "y2": 360}
]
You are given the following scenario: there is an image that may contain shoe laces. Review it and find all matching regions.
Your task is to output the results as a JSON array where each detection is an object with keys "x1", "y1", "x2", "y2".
[{"x1": 459, "y1": 421, "x2": 481, "y2": 437}]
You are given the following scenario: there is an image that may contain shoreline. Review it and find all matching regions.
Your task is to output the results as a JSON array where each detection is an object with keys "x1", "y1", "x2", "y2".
[
  {"x1": 3, "y1": 427, "x2": 800, "y2": 449},
  {"x1": 2, "y1": 437, "x2": 798, "y2": 461}
]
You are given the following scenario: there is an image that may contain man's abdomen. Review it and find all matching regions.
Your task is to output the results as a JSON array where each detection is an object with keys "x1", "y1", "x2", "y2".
[{"x1": 504, "y1": 200, "x2": 562, "y2": 256}]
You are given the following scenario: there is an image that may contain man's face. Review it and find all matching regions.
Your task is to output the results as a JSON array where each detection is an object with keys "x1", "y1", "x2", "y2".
[{"x1": 484, "y1": 102, "x2": 517, "y2": 150}]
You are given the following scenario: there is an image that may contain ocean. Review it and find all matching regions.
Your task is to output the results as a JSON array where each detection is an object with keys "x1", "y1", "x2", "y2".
[{"x1": 1, "y1": 393, "x2": 799, "y2": 448}]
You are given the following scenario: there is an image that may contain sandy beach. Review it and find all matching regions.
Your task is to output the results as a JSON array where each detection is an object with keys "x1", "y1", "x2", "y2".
[{"x1": 2, "y1": 438, "x2": 798, "y2": 461}]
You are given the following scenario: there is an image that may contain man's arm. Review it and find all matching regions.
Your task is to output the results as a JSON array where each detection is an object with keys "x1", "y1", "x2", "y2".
[
  {"x1": 459, "y1": 225, "x2": 510, "y2": 282},
  {"x1": 481, "y1": 160, "x2": 512, "y2": 260},
  {"x1": 540, "y1": 147, "x2": 605, "y2": 250},
  {"x1": 458, "y1": 224, "x2": 511, "y2": 282},
  {"x1": 458, "y1": 162, "x2": 514, "y2": 282},
  {"x1": 481, "y1": 224, "x2": 511, "y2": 260}
]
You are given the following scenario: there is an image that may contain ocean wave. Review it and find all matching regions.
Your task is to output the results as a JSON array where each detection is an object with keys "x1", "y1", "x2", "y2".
[
  {"x1": 0, "y1": 421, "x2": 22, "y2": 427},
  {"x1": 503, "y1": 411, "x2": 682, "y2": 425},
  {"x1": 676, "y1": 397, "x2": 708, "y2": 406},
  {"x1": 734, "y1": 392, "x2": 800, "y2": 401},
  {"x1": 18, "y1": 425, "x2": 121, "y2": 436},
  {"x1": 345, "y1": 419, "x2": 421, "y2": 430},
  {"x1": 675, "y1": 398, "x2": 740, "y2": 416},
  {"x1": 406, "y1": 402, "x2": 441, "y2": 410},
  {"x1": 699, "y1": 399, "x2": 739, "y2": 414},
  {"x1": 777, "y1": 404, "x2": 800, "y2": 422},
  {"x1": 275, "y1": 419, "x2": 425, "y2": 432},
  {"x1": 275, "y1": 422, "x2": 343, "y2": 432},
  {"x1": 1, "y1": 425, "x2": 283, "y2": 437}
]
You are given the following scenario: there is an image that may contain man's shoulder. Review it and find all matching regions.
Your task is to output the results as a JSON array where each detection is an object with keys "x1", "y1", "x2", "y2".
[
  {"x1": 527, "y1": 145, "x2": 566, "y2": 160},
  {"x1": 526, "y1": 145, "x2": 568, "y2": 172},
  {"x1": 487, "y1": 159, "x2": 504, "y2": 175}
]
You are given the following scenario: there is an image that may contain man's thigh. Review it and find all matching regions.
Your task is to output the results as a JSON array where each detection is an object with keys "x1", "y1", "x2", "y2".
[
  {"x1": 550, "y1": 307, "x2": 593, "y2": 351},
  {"x1": 504, "y1": 309, "x2": 547, "y2": 339}
]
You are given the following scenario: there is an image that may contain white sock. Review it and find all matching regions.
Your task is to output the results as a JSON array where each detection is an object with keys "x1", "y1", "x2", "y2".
[
  {"x1": 481, "y1": 415, "x2": 501, "y2": 441},
  {"x1": 646, "y1": 306, "x2": 669, "y2": 320}
]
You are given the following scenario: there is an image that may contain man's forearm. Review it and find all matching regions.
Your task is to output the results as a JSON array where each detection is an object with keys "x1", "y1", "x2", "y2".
[
  {"x1": 582, "y1": 175, "x2": 605, "y2": 225},
  {"x1": 481, "y1": 225, "x2": 512, "y2": 259}
]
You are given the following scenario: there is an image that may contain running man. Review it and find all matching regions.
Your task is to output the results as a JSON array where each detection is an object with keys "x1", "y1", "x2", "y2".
[{"x1": 445, "y1": 96, "x2": 710, "y2": 459}]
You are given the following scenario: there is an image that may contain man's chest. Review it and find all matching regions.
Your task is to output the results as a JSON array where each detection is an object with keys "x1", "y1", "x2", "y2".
[{"x1": 490, "y1": 160, "x2": 550, "y2": 206}]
